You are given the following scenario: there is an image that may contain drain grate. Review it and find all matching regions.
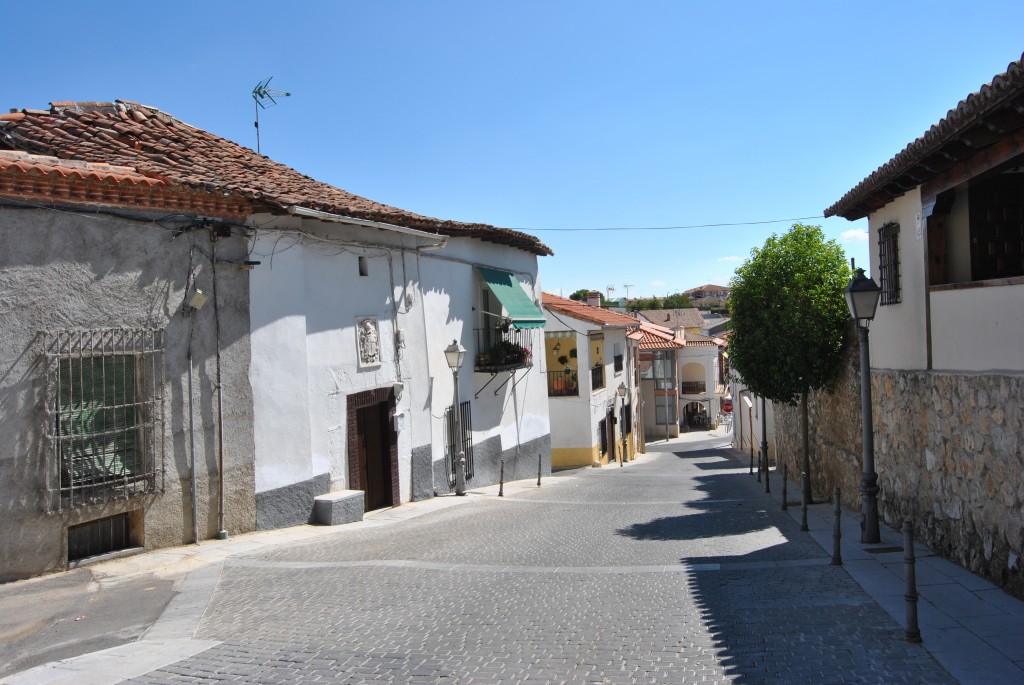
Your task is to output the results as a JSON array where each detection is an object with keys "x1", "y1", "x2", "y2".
[{"x1": 865, "y1": 546, "x2": 904, "y2": 554}]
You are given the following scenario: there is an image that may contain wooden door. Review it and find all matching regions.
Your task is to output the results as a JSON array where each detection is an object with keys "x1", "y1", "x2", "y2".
[{"x1": 357, "y1": 401, "x2": 392, "y2": 511}]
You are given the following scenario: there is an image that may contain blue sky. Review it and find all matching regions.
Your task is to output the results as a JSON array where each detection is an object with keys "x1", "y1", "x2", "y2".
[{"x1": 6, "y1": 2, "x2": 1023, "y2": 299}]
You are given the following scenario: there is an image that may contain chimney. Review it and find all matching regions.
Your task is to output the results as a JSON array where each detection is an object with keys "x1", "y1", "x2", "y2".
[{"x1": 587, "y1": 291, "x2": 601, "y2": 308}]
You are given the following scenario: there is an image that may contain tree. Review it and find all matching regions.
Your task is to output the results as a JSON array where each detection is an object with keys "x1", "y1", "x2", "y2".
[
  {"x1": 569, "y1": 289, "x2": 608, "y2": 306},
  {"x1": 728, "y1": 223, "x2": 850, "y2": 503},
  {"x1": 663, "y1": 292, "x2": 694, "y2": 309}
]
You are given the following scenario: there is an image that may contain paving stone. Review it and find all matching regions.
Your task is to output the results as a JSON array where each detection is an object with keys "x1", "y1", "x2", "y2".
[{"x1": 119, "y1": 440, "x2": 956, "y2": 684}]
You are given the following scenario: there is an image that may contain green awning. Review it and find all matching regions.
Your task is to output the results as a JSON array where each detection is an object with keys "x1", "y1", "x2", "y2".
[{"x1": 476, "y1": 267, "x2": 546, "y2": 329}]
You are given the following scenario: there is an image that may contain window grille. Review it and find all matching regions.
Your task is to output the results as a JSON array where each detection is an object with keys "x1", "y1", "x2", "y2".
[
  {"x1": 622, "y1": 403, "x2": 632, "y2": 436},
  {"x1": 591, "y1": 365, "x2": 605, "y2": 391},
  {"x1": 613, "y1": 354, "x2": 624, "y2": 373},
  {"x1": 598, "y1": 418, "x2": 608, "y2": 455},
  {"x1": 445, "y1": 400, "x2": 474, "y2": 485},
  {"x1": 43, "y1": 329, "x2": 164, "y2": 512},
  {"x1": 878, "y1": 222, "x2": 901, "y2": 305}
]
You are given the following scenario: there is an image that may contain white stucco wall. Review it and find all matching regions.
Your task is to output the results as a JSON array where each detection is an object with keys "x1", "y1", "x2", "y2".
[
  {"x1": 931, "y1": 283, "x2": 1024, "y2": 371},
  {"x1": 868, "y1": 189, "x2": 929, "y2": 371},
  {"x1": 250, "y1": 218, "x2": 550, "y2": 508}
]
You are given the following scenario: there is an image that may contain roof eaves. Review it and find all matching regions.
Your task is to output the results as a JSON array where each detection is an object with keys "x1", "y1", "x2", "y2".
[{"x1": 825, "y1": 52, "x2": 1024, "y2": 221}]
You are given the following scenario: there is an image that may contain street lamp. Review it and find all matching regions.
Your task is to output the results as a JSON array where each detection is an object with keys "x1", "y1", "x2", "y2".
[
  {"x1": 845, "y1": 267, "x2": 882, "y2": 543},
  {"x1": 444, "y1": 339, "x2": 468, "y2": 496},
  {"x1": 617, "y1": 383, "x2": 627, "y2": 466}
]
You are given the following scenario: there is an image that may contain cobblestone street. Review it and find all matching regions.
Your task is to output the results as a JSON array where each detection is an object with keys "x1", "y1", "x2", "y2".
[{"x1": 97, "y1": 431, "x2": 958, "y2": 684}]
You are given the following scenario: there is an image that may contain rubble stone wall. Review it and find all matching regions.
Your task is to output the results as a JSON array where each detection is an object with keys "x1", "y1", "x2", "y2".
[{"x1": 775, "y1": 340, "x2": 1024, "y2": 599}]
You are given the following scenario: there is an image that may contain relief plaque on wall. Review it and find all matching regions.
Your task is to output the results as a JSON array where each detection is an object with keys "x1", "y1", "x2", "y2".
[{"x1": 356, "y1": 317, "x2": 382, "y2": 367}]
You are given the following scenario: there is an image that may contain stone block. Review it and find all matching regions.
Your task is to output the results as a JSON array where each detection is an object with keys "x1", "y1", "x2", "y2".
[{"x1": 313, "y1": 490, "x2": 364, "y2": 526}]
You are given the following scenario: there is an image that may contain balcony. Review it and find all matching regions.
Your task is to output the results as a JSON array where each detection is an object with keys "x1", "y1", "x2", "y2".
[
  {"x1": 474, "y1": 327, "x2": 533, "y2": 373},
  {"x1": 547, "y1": 370, "x2": 579, "y2": 397},
  {"x1": 680, "y1": 381, "x2": 706, "y2": 395}
]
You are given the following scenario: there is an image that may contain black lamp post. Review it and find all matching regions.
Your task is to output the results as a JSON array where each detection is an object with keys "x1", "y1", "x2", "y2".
[
  {"x1": 444, "y1": 339, "x2": 468, "y2": 496},
  {"x1": 617, "y1": 382, "x2": 627, "y2": 466},
  {"x1": 845, "y1": 267, "x2": 882, "y2": 543}
]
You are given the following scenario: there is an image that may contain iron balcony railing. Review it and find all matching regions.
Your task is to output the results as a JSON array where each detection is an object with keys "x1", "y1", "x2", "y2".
[
  {"x1": 680, "y1": 381, "x2": 707, "y2": 394},
  {"x1": 474, "y1": 327, "x2": 534, "y2": 372},
  {"x1": 591, "y1": 365, "x2": 605, "y2": 391},
  {"x1": 547, "y1": 370, "x2": 579, "y2": 397}
]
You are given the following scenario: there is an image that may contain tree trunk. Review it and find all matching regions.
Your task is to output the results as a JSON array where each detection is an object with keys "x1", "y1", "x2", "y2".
[{"x1": 801, "y1": 391, "x2": 813, "y2": 504}]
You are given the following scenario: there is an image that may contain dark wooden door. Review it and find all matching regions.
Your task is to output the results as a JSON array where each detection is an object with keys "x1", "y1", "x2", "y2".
[{"x1": 357, "y1": 401, "x2": 392, "y2": 511}]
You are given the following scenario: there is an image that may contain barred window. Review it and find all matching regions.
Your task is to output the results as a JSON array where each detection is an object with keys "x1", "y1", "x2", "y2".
[
  {"x1": 878, "y1": 222, "x2": 901, "y2": 305},
  {"x1": 445, "y1": 400, "x2": 474, "y2": 485},
  {"x1": 598, "y1": 418, "x2": 608, "y2": 455},
  {"x1": 44, "y1": 329, "x2": 164, "y2": 511}
]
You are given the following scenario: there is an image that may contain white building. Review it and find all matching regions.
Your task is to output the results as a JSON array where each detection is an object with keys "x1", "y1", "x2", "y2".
[
  {"x1": 541, "y1": 293, "x2": 639, "y2": 468},
  {"x1": 0, "y1": 100, "x2": 553, "y2": 578}
]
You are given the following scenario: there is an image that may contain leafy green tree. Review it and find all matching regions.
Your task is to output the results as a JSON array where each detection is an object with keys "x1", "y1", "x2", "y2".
[
  {"x1": 728, "y1": 223, "x2": 850, "y2": 503},
  {"x1": 569, "y1": 289, "x2": 608, "y2": 305},
  {"x1": 663, "y1": 292, "x2": 694, "y2": 309}
]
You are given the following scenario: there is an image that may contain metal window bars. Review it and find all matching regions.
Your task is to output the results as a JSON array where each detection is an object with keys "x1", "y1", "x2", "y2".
[
  {"x1": 43, "y1": 329, "x2": 165, "y2": 512},
  {"x1": 445, "y1": 400, "x2": 474, "y2": 486},
  {"x1": 878, "y1": 222, "x2": 901, "y2": 305}
]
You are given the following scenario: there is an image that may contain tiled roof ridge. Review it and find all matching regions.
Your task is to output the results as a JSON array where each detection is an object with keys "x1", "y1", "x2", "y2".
[
  {"x1": 825, "y1": 51, "x2": 1024, "y2": 219},
  {"x1": 0, "y1": 149, "x2": 167, "y2": 184},
  {"x1": 542, "y1": 291, "x2": 639, "y2": 327},
  {"x1": 0, "y1": 100, "x2": 553, "y2": 256}
]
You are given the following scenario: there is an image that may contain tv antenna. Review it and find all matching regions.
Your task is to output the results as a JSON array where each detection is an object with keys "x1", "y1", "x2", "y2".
[
  {"x1": 606, "y1": 285, "x2": 615, "y2": 300},
  {"x1": 623, "y1": 284, "x2": 634, "y2": 299},
  {"x1": 252, "y1": 77, "x2": 291, "y2": 154}
]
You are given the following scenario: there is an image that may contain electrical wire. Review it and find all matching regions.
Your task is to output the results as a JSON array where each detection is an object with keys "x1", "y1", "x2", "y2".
[{"x1": 518, "y1": 216, "x2": 825, "y2": 232}]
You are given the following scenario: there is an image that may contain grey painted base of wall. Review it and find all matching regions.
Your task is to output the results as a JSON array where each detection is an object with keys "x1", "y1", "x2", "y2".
[
  {"x1": 432, "y1": 434, "x2": 551, "y2": 495},
  {"x1": 411, "y1": 445, "x2": 434, "y2": 502},
  {"x1": 256, "y1": 473, "x2": 331, "y2": 531}
]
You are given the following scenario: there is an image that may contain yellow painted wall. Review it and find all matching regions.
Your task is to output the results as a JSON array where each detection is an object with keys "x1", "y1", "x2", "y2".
[{"x1": 552, "y1": 446, "x2": 600, "y2": 468}]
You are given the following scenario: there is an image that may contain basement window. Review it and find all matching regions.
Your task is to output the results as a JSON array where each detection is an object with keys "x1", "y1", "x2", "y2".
[{"x1": 68, "y1": 512, "x2": 139, "y2": 563}]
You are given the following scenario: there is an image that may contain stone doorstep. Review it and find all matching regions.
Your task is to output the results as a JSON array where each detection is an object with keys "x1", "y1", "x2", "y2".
[{"x1": 313, "y1": 490, "x2": 364, "y2": 526}]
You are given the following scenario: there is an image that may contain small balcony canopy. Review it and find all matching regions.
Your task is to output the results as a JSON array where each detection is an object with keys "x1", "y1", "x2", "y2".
[{"x1": 476, "y1": 267, "x2": 545, "y2": 329}]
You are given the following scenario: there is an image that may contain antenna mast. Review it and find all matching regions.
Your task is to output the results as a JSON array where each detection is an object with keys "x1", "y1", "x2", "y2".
[
  {"x1": 252, "y1": 77, "x2": 291, "y2": 155},
  {"x1": 623, "y1": 284, "x2": 634, "y2": 299}
]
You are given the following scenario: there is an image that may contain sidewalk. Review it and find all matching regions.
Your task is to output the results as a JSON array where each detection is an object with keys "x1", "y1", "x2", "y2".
[{"x1": 715, "y1": 430, "x2": 1024, "y2": 685}]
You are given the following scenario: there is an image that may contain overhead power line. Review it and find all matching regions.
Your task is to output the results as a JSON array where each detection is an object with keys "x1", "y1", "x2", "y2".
[{"x1": 519, "y1": 215, "x2": 825, "y2": 232}]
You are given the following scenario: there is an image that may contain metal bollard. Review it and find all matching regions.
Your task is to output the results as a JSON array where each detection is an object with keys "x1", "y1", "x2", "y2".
[
  {"x1": 455, "y1": 457, "x2": 466, "y2": 496},
  {"x1": 537, "y1": 453, "x2": 542, "y2": 487},
  {"x1": 904, "y1": 520, "x2": 922, "y2": 643},
  {"x1": 831, "y1": 488, "x2": 842, "y2": 565},
  {"x1": 800, "y1": 472, "x2": 809, "y2": 532},
  {"x1": 765, "y1": 452, "x2": 770, "y2": 494},
  {"x1": 756, "y1": 450, "x2": 762, "y2": 483},
  {"x1": 750, "y1": 450, "x2": 754, "y2": 475},
  {"x1": 498, "y1": 459, "x2": 504, "y2": 497},
  {"x1": 781, "y1": 463, "x2": 788, "y2": 511}
]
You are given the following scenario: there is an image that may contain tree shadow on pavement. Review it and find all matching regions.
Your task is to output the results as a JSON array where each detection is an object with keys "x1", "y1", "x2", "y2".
[{"x1": 616, "y1": 445, "x2": 956, "y2": 684}]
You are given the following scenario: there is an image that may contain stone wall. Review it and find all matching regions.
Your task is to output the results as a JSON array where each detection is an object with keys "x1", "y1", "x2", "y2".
[{"x1": 775, "y1": 338, "x2": 1024, "y2": 599}]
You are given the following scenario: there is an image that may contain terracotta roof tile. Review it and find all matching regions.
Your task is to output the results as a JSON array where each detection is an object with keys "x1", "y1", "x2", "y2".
[
  {"x1": 826, "y1": 52, "x2": 1024, "y2": 220},
  {"x1": 0, "y1": 100, "x2": 552, "y2": 256},
  {"x1": 542, "y1": 292, "x2": 639, "y2": 327},
  {"x1": 636, "y1": 322, "x2": 684, "y2": 350}
]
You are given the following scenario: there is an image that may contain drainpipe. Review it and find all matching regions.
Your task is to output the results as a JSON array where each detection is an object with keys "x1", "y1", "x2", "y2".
[{"x1": 212, "y1": 233, "x2": 228, "y2": 540}]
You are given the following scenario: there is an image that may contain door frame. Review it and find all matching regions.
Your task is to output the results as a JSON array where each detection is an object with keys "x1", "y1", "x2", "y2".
[{"x1": 346, "y1": 387, "x2": 399, "y2": 509}]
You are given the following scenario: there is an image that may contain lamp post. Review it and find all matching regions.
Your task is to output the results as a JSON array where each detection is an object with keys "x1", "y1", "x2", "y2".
[
  {"x1": 617, "y1": 382, "x2": 627, "y2": 466},
  {"x1": 845, "y1": 267, "x2": 882, "y2": 544},
  {"x1": 444, "y1": 339, "x2": 468, "y2": 496}
]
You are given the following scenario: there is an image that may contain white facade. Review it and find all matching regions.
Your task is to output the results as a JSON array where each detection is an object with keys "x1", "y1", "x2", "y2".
[
  {"x1": 542, "y1": 311, "x2": 637, "y2": 468},
  {"x1": 249, "y1": 215, "x2": 550, "y2": 527}
]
